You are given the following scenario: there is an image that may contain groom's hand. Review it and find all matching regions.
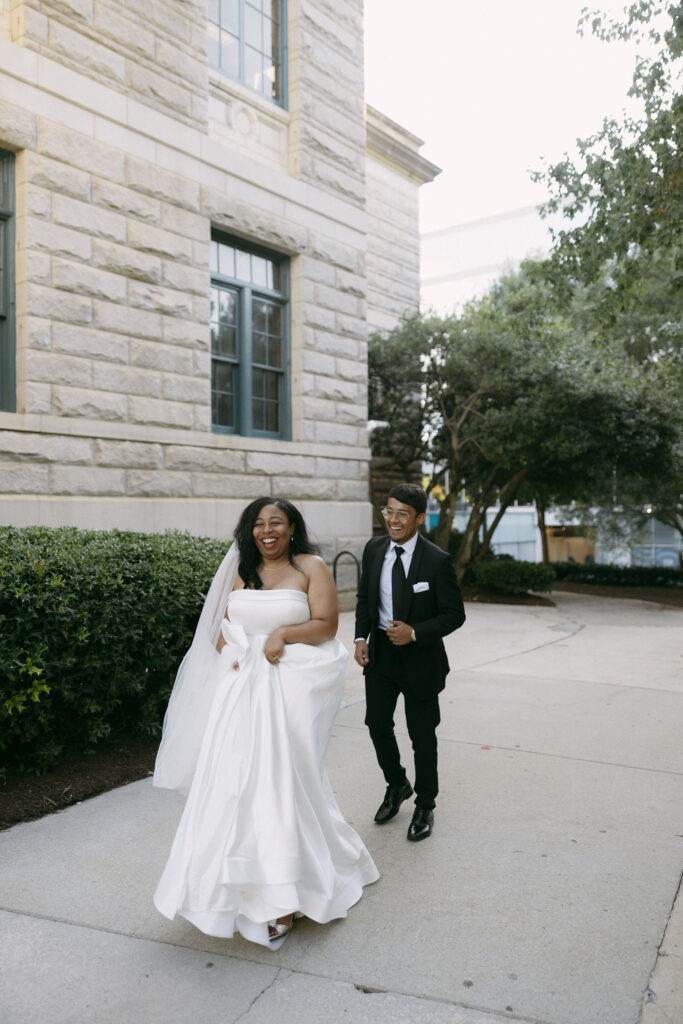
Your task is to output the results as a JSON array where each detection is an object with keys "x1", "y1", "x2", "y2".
[
  {"x1": 354, "y1": 640, "x2": 369, "y2": 667},
  {"x1": 386, "y1": 620, "x2": 414, "y2": 646}
]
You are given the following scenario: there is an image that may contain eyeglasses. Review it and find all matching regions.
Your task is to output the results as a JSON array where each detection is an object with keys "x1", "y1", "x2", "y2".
[{"x1": 381, "y1": 507, "x2": 416, "y2": 523}]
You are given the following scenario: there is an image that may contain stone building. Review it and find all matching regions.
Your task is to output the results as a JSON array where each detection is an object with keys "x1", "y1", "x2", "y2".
[{"x1": 0, "y1": 0, "x2": 438, "y2": 576}]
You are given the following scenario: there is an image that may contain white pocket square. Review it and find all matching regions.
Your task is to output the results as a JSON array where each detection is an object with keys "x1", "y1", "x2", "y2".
[{"x1": 413, "y1": 581, "x2": 429, "y2": 593}]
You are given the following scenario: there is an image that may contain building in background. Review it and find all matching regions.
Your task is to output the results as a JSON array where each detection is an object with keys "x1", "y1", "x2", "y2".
[
  {"x1": 0, "y1": 0, "x2": 439, "y2": 585},
  {"x1": 421, "y1": 204, "x2": 561, "y2": 313}
]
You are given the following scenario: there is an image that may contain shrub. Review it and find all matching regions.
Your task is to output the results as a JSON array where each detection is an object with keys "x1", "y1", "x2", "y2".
[
  {"x1": 470, "y1": 558, "x2": 555, "y2": 595},
  {"x1": 426, "y1": 526, "x2": 462, "y2": 558},
  {"x1": 0, "y1": 527, "x2": 228, "y2": 774},
  {"x1": 550, "y1": 561, "x2": 683, "y2": 588}
]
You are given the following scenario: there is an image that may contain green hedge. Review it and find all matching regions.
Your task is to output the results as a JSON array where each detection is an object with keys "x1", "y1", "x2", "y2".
[
  {"x1": 550, "y1": 561, "x2": 683, "y2": 588},
  {"x1": 0, "y1": 527, "x2": 228, "y2": 774},
  {"x1": 470, "y1": 557, "x2": 555, "y2": 595}
]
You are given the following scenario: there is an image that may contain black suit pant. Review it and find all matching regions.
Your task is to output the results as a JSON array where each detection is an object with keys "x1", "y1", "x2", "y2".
[{"x1": 364, "y1": 630, "x2": 440, "y2": 810}]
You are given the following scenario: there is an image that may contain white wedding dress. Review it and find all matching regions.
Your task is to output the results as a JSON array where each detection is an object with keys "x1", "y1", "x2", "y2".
[{"x1": 154, "y1": 588, "x2": 378, "y2": 948}]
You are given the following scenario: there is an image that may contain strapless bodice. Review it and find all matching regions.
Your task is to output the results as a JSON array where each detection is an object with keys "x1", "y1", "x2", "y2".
[{"x1": 227, "y1": 588, "x2": 310, "y2": 636}]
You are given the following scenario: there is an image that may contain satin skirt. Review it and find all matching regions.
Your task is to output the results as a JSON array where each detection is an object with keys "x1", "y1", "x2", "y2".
[{"x1": 154, "y1": 598, "x2": 378, "y2": 949}]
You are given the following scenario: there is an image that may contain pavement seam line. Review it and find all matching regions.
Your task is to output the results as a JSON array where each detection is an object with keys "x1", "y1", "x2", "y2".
[
  {"x1": 331, "y1": 722, "x2": 683, "y2": 777},
  {"x1": 233, "y1": 965, "x2": 287, "y2": 1023},
  {"x1": 637, "y1": 865, "x2": 683, "y2": 1024},
  {"x1": 0, "y1": 907, "x2": 557, "y2": 1023},
  {"x1": 461, "y1": 623, "x2": 586, "y2": 672},
  {"x1": 451, "y1": 669, "x2": 683, "y2": 698}
]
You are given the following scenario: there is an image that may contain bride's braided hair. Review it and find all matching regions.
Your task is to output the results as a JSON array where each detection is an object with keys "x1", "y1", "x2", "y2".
[{"x1": 234, "y1": 496, "x2": 320, "y2": 590}]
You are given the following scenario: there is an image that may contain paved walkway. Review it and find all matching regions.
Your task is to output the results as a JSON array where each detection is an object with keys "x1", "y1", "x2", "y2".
[{"x1": 1, "y1": 593, "x2": 682, "y2": 1024}]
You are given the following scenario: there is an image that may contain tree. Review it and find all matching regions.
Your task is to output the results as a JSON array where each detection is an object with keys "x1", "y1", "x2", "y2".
[
  {"x1": 532, "y1": 1, "x2": 683, "y2": 544},
  {"x1": 369, "y1": 266, "x2": 677, "y2": 578},
  {"x1": 534, "y1": 1, "x2": 683, "y2": 364}
]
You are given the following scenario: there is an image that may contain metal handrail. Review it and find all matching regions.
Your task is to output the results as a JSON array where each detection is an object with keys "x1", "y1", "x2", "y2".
[{"x1": 332, "y1": 550, "x2": 360, "y2": 591}]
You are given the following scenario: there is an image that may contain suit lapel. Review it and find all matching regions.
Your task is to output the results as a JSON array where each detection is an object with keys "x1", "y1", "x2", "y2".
[{"x1": 371, "y1": 536, "x2": 390, "y2": 621}]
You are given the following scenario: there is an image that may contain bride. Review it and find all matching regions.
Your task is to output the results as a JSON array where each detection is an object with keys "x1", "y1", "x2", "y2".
[{"x1": 153, "y1": 497, "x2": 378, "y2": 948}]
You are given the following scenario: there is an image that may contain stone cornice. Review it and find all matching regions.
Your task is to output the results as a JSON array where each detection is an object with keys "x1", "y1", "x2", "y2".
[{"x1": 365, "y1": 104, "x2": 441, "y2": 185}]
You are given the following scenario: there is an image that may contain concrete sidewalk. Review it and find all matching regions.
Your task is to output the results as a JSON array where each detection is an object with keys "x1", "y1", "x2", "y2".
[{"x1": 1, "y1": 593, "x2": 682, "y2": 1024}]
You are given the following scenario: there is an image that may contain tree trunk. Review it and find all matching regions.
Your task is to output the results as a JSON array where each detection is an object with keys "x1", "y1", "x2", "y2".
[
  {"x1": 455, "y1": 506, "x2": 484, "y2": 582},
  {"x1": 536, "y1": 500, "x2": 550, "y2": 564},
  {"x1": 473, "y1": 468, "x2": 529, "y2": 565},
  {"x1": 454, "y1": 465, "x2": 500, "y2": 581},
  {"x1": 432, "y1": 490, "x2": 456, "y2": 551}
]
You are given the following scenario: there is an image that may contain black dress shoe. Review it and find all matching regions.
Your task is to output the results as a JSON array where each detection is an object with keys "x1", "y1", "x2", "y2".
[
  {"x1": 374, "y1": 781, "x2": 413, "y2": 824},
  {"x1": 407, "y1": 807, "x2": 434, "y2": 841}
]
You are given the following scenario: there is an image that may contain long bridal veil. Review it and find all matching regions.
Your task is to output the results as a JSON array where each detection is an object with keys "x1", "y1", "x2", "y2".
[{"x1": 153, "y1": 543, "x2": 239, "y2": 793}]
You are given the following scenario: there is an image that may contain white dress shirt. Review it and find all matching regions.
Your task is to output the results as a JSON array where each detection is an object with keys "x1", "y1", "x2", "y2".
[{"x1": 377, "y1": 531, "x2": 419, "y2": 630}]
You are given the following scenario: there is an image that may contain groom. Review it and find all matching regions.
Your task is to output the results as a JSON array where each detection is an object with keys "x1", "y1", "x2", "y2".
[{"x1": 354, "y1": 483, "x2": 465, "y2": 841}]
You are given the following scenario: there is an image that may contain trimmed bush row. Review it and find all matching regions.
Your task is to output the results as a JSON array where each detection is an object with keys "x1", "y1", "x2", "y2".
[
  {"x1": 469, "y1": 558, "x2": 555, "y2": 595},
  {"x1": 550, "y1": 561, "x2": 683, "y2": 588},
  {"x1": 0, "y1": 527, "x2": 228, "y2": 774}
]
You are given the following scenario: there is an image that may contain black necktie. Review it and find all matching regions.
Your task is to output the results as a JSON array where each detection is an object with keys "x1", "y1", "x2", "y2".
[{"x1": 392, "y1": 545, "x2": 407, "y2": 620}]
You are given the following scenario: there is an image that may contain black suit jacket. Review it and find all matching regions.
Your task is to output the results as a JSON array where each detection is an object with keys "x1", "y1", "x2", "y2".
[{"x1": 354, "y1": 533, "x2": 466, "y2": 698}]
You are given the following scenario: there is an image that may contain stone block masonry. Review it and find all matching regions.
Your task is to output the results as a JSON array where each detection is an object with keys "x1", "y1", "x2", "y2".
[{"x1": 0, "y1": 0, "x2": 436, "y2": 565}]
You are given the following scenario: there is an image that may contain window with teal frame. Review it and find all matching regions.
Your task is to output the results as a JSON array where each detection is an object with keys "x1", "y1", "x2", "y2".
[
  {"x1": 208, "y1": 0, "x2": 287, "y2": 107},
  {"x1": 0, "y1": 149, "x2": 16, "y2": 413},
  {"x1": 210, "y1": 234, "x2": 290, "y2": 439}
]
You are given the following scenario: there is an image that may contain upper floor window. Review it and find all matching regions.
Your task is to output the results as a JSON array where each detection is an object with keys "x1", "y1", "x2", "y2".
[
  {"x1": 210, "y1": 234, "x2": 290, "y2": 439},
  {"x1": 0, "y1": 149, "x2": 15, "y2": 413},
  {"x1": 208, "y1": 0, "x2": 286, "y2": 106}
]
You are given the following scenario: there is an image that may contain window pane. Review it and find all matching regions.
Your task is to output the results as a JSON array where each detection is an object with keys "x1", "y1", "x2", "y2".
[
  {"x1": 220, "y1": 0, "x2": 239, "y2": 34},
  {"x1": 210, "y1": 240, "x2": 218, "y2": 274},
  {"x1": 268, "y1": 333, "x2": 282, "y2": 368},
  {"x1": 221, "y1": 30, "x2": 239, "y2": 77},
  {"x1": 252, "y1": 300, "x2": 268, "y2": 334},
  {"x1": 252, "y1": 332, "x2": 267, "y2": 365},
  {"x1": 210, "y1": 287, "x2": 219, "y2": 325},
  {"x1": 235, "y1": 249, "x2": 251, "y2": 281},
  {"x1": 0, "y1": 222, "x2": 4, "y2": 312},
  {"x1": 218, "y1": 243, "x2": 235, "y2": 278},
  {"x1": 263, "y1": 18, "x2": 273, "y2": 60},
  {"x1": 219, "y1": 323, "x2": 236, "y2": 358},
  {"x1": 207, "y1": 22, "x2": 220, "y2": 68},
  {"x1": 244, "y1": 46, "x2": 263, "y2": 94},
  {"x1": 270, "y1": 262, "x2": 281, "y2": 290},
  {"x1": 265, "y1": 399, "x2": 279, "y2": 432},
  {"x1": 251, "y1": 255, "x2": 268, "y2": 287},
  {"x1": 252, "y1": 369, "x2": 279, "y2": 432},
  {"x1": 207, "y1": 0, "x2": 219, "y2": 23},
  {"x1": 269, "y1": 0, "x2": 280, "y2": 23},
  {"x1": 218, "y1": 288, "x2": 237, "y2": 324},
  {"x1": 264, "y1": 61, "x2": 278, "y2": 101},
  {"x1": 212, "y1": 361, "x2": 235, "y2": 428},
  {"x1": 267, "y1": 304, "x2": 281, "y2": 338},
  {"x1": 214, "y1": 392, "x2": 234, "y2": 428},
  {"x1": 244, "y1": 3, "x2": 262, "y2": 50}
]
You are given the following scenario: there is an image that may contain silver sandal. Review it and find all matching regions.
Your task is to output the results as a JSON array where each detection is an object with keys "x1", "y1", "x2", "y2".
[{"x1": 268, "y1": 911, "x2": 303, "y2": 942}]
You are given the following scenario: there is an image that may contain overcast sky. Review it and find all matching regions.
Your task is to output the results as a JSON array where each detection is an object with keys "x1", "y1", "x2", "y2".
[{"x1": 364, "y1": 0, "x2": 643, "y2": 233}]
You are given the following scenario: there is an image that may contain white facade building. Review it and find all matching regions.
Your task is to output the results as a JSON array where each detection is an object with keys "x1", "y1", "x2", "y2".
[{"x1": 0, "y1": 0, "x2": 439, "y2": 574}]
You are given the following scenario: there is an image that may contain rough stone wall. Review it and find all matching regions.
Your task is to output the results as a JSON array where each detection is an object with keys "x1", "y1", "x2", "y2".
[
  {"x1": 366, "y1": 156, "x2": 421, "y2": 334},
  {"x1": 15, "y1": 139, "x2": 212, "y2": 435},
  {"x1": 0, "y1": 4, "x2": 436, "y2": 598},
  {"x1": 9, "y1": 0, "x2": 208, "y2": 129},
  {"x1": 0, "y1": 0, "x2": 373, "y2": 577},
  {"x1": 288, "y1": 0, "x2": 365, "y2": 208}
]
